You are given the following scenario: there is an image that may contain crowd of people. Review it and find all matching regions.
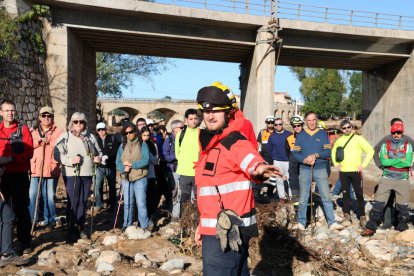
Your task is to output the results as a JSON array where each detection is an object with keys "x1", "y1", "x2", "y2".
[{"x1": 0, "y1": 83, "x2": 412, "y2": 274}]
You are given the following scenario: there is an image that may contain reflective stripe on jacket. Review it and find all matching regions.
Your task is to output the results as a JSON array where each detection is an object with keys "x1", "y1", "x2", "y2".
[{"x1": 195, "y1": 110, "x2": 264, "y2": 236}]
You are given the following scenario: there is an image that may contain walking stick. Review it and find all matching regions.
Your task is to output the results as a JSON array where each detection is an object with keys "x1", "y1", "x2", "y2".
[
  {"x1": 69, "y1": 160, "x2": 80, "y2": 230},
  {"x1": 310, "y1": 164, "x2": 315, "y2": 236},
  {"x1": 113, "y1": 172, "x2": 128, "y2": 231},
  {"x1": 90, "y1": 163, "x2": 97, "y2": 237},
  {"x1": 31, "y1": 141, "x2": 46, "y2": 235}
]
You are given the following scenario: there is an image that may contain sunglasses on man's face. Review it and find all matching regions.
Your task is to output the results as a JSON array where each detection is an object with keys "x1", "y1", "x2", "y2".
[
  {"x1": 342, "y1": 126, "x2": 352, "y2": 130},
  {"x1": 293, "y1": 125, "x2": 302, "y2": 128},
  {"x1": 97, "y1": 128, "x2": 106, "y2": 132},
  {"x1": 275, "y1": 123, "x2": 283, "y2": 126},
  {"x1": 73, "y1": 120, "x2": 85, "y2": 125},
  {"x1": 392, "y1": 131, "x2": 403, "y2": 135},
  {"x1": 266, "y1": 121, "x2": 274, "y2": 124},
  {"x1": 41, "y1": 114, "x2": 53, "y2": 118}
]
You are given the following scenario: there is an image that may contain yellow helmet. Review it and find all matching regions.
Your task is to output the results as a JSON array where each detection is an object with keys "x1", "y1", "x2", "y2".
[
  {"x1": 317, "y1": 120, "x2": 326, "y2": 130},
  {"x1": 197, "y1": 81, "x2": 238, "y2": 111}
]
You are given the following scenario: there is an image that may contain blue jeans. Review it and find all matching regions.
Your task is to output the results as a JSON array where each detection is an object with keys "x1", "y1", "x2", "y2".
[
  {"x1": 29, "y1": 177, "x2": 58, "y2": 225},
  {"x1": 298, "y1": 167, "x2": 336, "y2": 226},
  {"x1": 95, "y1": 167, "x2": 117, "y2": 208},
  {"x1": 122, "y1": 177, "x2": 148, "y2": 229}
]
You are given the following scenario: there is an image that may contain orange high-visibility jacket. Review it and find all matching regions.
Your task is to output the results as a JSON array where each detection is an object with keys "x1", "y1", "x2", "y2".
[{"x1": 195, "y1": 110, "x2": 265, "y2": 236}]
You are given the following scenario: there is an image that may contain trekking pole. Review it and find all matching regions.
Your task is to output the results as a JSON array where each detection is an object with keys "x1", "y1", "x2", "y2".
[
  {"x1": 90, "y1": 163, "x2": 97, "y2": 238},
  {"x1": 310, "y1": 164, "x2": 315, "y2": 236},
  {"x1": 31, "y1": 141, "x2": 46, "y2": 235},
  {"x1": 113, "y1": 172, "x2": 128, "y2": 231}
]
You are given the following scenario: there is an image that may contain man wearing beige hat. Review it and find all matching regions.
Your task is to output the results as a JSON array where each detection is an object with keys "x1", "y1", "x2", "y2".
[{"x1": 29, "y1": 106, "x2": 63, "y2": 231}]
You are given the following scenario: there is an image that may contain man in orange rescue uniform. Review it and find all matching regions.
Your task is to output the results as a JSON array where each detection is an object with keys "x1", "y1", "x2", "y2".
[{"x1": 194, "y1": 82, "x2": 281, "y2": 275}]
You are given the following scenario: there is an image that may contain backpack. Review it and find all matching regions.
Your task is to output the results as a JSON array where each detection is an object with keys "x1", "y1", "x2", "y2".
[{"x1": 0, "y1": 122, "x2": 24, "y2": 154}]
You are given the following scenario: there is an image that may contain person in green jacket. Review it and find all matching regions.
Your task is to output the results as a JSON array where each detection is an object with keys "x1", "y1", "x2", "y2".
[
  {"x1": 362, "y1": 121, "x2": 413, "y2": 236},
  {"x1": 175, "y1": 109, "x2": 200, "y2": 212},
  {"x1": 331, "y1": 119, "x2": 374, "y2": 227}
]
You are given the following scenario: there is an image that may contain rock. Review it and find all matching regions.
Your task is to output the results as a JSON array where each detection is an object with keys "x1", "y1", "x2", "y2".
[
  {"x1": 102, "y1": 235, "x2": 118, "y2": 246},
  {"x1": 54, "y1": 246, "x2": 83, "y2": 267},
  {"x1": 356, "y1": 259, "x2": 368, "y2": 268},
  {"x1": 16, "y1": 268, "x2": 45, "y2": 275},
  {"x1": 77, "y1": 270, "x2": 101, "y2": 276},
  {"x1": 338, "y1": 229, "x2": 351, "y2": 237},
  {"x1": 314, "y1": 226, "x2": 330, "y2": 240},
  {"x1": 394, "y1": 230, "x2": 414, "y2": 243},
  {"x1": 117, "y1": 237, "x2": 178, "y2": 261},
  {"x1": 125, "y1": 226, "x2": 151, "y2": 240},
  {"x1": 96, "y1": 250, "x2": 121, "y2": 266},
  {"x1": 134, "y1": 253, "x2": 148, "y2": 262},
  {"x1": 96, "y1": 262, "x2": 114, "y2": 274},
  {"x1": 159, "y1": 258, "x2": 185, "y2": 271},
  {"x1": 37, "y1": 249, "x2": 56, "y2": 266},
  {"x1": 88, "y1": 249, "x2": 102, "y2": 257}
]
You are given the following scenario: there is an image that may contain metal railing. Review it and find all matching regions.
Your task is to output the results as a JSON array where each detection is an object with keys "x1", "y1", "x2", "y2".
[
  {"x1": 278, "y1": 1, "x2": 414, "y2": 30},
  {"x1": 140, "y1": 0, "x2": 414, "y2": 31}
]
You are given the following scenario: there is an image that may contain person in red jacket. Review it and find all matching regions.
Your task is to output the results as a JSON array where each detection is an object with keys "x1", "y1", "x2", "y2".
[
  {"x1": 194, "y1": 83, "x2": 281, "y2": 276},
  {"x1": 0, "y1": 99, "x2": 34, "y2": 256}
]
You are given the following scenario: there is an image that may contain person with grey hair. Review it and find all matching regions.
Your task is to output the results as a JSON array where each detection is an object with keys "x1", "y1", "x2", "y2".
[
  {"x1": 54, "y1": 112, "x2": 102, "y2": 241},
  {"x1": 162, "y1": 119, "x2": 184, "y2": 216}
]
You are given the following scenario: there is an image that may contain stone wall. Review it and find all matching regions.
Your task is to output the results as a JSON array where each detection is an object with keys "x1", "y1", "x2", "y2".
[{"x1": 0, "y1": 18, "x2": 49, "y2": 128}]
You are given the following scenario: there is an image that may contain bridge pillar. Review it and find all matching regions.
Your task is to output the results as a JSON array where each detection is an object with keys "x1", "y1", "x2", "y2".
[
  {"x1": 44, "y1": 23, "x2": 97, "y2": 131},
  {"x1": 362, "y1": 48, "x2": 414, "y2": 145},
  {"x1": 240, "y1": 25, "x2": 275, "y2": 134}
]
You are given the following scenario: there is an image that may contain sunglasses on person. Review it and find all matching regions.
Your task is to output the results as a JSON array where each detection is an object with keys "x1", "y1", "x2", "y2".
[
  {"x1": 342, "y1": 126, "x2": 352, "y2": 130},
  {"x1": 125, "y1": 130, "x2": 136, "y2": 135},
  {"x1": 292, "y1": 124, "x2": 302, "y2": 128},
  {"x1": 265, "y1": 121, "x2": 274, "y2": 124},
  {"x1": 97, "y1": 128, "x2": 106, "y2": 132},
  {"x1": 41, "y1": 114, "x2": 53, "y2": 118},
  {"x1": 392, "y1": 131, "x2": 403, "y2": 135},
  {"x1": 73, "y1": 120, "x2": 85, "y2": 125},
  {"x1": 275, "y1": 123, "x2": 283, "y2": 126}
]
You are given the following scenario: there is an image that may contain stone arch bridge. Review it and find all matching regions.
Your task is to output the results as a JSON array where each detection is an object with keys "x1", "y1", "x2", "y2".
[
  {"x1": 99, "y1": 98, "x2": 198, "y2": 126},
  {"x1": 99, "y1": 97, "x2": 299, "y2": 128}
]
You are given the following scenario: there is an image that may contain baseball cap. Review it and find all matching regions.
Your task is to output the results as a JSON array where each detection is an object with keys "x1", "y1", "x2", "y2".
[
  {"x1": 39, "y1": 106, "x2": 54, "y2": 115},
  {"x1": 391, "y1": 122, "x2": 404, "y2": 133},
  {"x1": 96, "y1": 122, "x2": 106, "y2": 129}
]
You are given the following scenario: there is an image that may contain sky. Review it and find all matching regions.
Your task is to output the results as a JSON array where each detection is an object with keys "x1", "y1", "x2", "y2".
[{"x1": 121, "y1": 0, "x2": 414, "y2": 101}]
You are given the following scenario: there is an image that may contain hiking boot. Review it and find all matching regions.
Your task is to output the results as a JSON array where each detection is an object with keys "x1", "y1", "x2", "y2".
[
  {"x1": 21, "y1": 243, "x2": 32, "y2": 255},
  {"x1": 329, "y1": 222, "x2": 344, "y2": 231},
  {"x1": 0, "y1": 253, "x2": 29, "y2": 267},
  {"x1": 359, "y1": 216, "x2": 366, "y2": 228},
  {"x1": 361, "y1": 228, "x2": 375, "y2": 237},
  {"x1": 342, "y1": 214, "x2": 352, "y2": 227}
]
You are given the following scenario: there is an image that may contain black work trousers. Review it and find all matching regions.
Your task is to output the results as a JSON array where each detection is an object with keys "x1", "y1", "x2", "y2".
[{"x1": 339, "y1": 171, "x2": 365, "y2": 218}]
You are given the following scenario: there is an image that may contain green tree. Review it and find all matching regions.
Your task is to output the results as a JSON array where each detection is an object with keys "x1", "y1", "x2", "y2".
[
  {"x1": 96, "y1": 53, "x2": 169, "y2": 97},
  {"x1": 345, "y1": 71, "x2": 362, "y2": 119},
  {"x1": 290, "y1": 67, "x2": 346, "y2": 119}
]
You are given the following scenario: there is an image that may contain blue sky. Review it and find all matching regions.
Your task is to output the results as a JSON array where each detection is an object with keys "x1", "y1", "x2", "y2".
[{"x1": 122, "y1": 0, "x2": 414, "y2": 101}]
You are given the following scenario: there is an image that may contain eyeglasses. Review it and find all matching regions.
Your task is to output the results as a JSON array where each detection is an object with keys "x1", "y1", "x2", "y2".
[
  {"x1": 125, "y1": 130, "x2": 135, "y2": 135},
  {"x1": 266, "y1": 121, "x2": 274, "y2": 124},
  {"x1": 342, "y1": 126, "x2": 352, "y2": 130},
  {"x1": 73, "y1": 120, "x2": 85, "y2": 125},
  {"x1": 392, "y1": 131, "x2": 403, "y2": 135},
  {"x1": 293, "y1": 125, "x2": 302, "y2": 128},
  {"x1": 275, "y1": 123, "x2": 283, "y2": 126},
  {"x1": 97, "y1": 128, "x2": 106, "y2": 132},
  {"x1": 41, "y1": 114, "x2": 53, "y2": 118}
]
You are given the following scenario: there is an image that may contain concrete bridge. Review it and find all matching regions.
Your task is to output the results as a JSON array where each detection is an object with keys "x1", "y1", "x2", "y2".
[{"x1": 9, "y1": 0, "x2": 414, "y2": 143}]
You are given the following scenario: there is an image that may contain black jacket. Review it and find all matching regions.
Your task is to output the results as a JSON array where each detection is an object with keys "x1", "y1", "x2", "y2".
[{"x1": 97, "y1": 134, "x2": 120, "y2": 168}]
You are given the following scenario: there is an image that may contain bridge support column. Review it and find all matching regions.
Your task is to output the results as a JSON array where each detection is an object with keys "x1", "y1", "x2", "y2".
[
  {"x1": 362, "y1": 48, "x2": 414, "y2": 145},
  {"x1": 44, "y1": 24, "x2": 96, "y2": 130},
  {"x1": 240, "y1": 26, "x2": 275, "y2": 133}
]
